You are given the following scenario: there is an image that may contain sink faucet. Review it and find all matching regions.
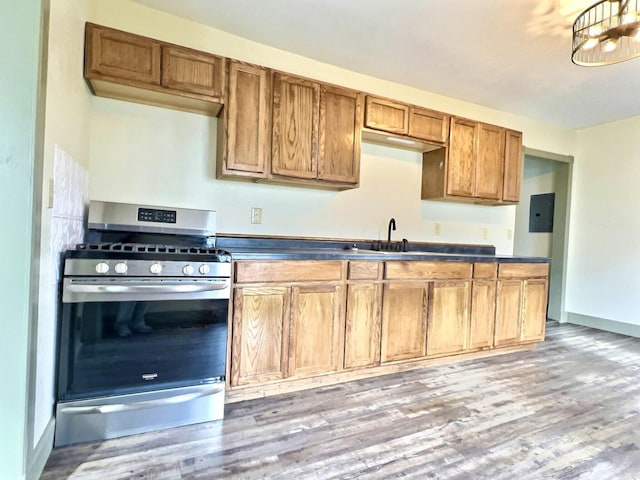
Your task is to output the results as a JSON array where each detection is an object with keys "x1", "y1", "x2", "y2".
[{"x1": 387, "y1": 217, "x2": 396, "y2": 244}]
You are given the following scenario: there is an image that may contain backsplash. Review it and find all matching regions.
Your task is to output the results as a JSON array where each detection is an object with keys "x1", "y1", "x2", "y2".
[{"x1": 33, "y1": 144, "x2": 89, "y2": 443}]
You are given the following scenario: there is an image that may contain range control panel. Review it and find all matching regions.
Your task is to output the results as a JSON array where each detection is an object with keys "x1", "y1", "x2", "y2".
[{"x1": 137, "y1": 208, "x2": 177, "y2": 224}]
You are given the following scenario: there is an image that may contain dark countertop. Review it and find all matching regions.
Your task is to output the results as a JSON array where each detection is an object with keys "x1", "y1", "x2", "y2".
[{"x1": 217, "y1": 236, "x2": 550, "y2": 263}]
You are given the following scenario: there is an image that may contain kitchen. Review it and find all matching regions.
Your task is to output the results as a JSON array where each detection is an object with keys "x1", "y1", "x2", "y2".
[{"x1": 5, "y1": 0, "x2": 640, "y2": 479}]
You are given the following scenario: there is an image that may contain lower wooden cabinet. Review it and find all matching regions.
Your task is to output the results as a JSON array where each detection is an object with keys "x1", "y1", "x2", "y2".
[
  {"x1": 495, "y1": 279, "x2": 523, "y2": 347},
  {"x1": 230, "y1": 287, "x2": 290, "y2": 386},
  {"x1": 229, "y1": 259, "x2": 549, "y2": 398},
  {"x1": 344, "y1": 283, "x2": 382, "y2": 369},
  {"x1": 427, "y1": 280, "x2": 471, "y2": 356},
  {"x1": 495, "y1": 263, "x2": 549, "y2": 346},
  {"x1": 288, "y1": 284, "x2": 343, "y2": 377},
  {"x1": 381, "y1": 282, "x2": 428, "y2": 362},
  {"x1": 469, "y1": 279, "x2": 497, "y2": 349},
  {"x1": 521, "y1": 278, "x2": 548, "y2": 342}
]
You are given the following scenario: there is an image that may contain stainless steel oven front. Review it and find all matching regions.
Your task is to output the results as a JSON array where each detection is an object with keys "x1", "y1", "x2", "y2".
[{"x1": 54, "y1": 201, "x2": 232, "y2": 447}]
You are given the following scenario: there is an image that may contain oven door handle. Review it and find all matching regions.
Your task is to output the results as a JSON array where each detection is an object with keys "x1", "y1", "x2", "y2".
[
  {"x1": 61, "y1": 384, "x2": 224, "y2": 415},
  {"x1": 63, "y1": 278, "x2": 230, "y2": 302},
  {"x1": 67, "y1": 281, "x2": 228, "y2": 294}
]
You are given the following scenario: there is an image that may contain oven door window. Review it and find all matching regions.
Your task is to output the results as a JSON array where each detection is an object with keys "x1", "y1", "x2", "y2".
[{"x1": 57, "y1": 299, "x2": 228, "y2": 401}]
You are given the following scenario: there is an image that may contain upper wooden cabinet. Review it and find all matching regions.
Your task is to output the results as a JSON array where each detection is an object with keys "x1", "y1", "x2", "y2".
[
  {"x1": 217, "y1": 61, "x2": 271, "y2": 179},
  {"x1": 421, "y1": 117, "x2": 523, "y2": 205},
  {"x1": 271, "y1": 73, "x2": 362, "y2": 187},
  {"x1": 503, "y1": 129, "x2": 523, "y2": 203},
  {"x1": 364, "y1": 96, "x2": 449, "y2": 144},
  {"x1": 84, "y1": 23, "x2": 225, "y2": 116}
]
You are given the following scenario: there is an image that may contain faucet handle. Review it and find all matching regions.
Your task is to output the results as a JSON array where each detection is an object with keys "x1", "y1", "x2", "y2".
[{"x1": 402, "y1": 238, "x2": 409, "y2": 252}]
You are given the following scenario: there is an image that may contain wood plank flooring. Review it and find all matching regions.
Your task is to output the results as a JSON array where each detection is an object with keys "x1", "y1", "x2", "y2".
[{"x1": 42, "y1": 322, "x2": 640, "y2": 479}]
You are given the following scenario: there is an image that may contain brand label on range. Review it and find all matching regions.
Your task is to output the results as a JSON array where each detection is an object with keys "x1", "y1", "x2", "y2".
[{"x1": 142, "y1": 373, "x2": 158, "y2": 381}]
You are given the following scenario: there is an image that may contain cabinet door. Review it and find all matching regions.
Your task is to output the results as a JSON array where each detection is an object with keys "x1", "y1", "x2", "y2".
[
  {"x1": 271, "y1": 73, "x2": 320, "y2": 179},
  {"x1": 85, "y1": 23, "x2": 161, "y2": 85},
  {"x1": 495, "y1": 280, "x2": 523, "y2": 347},
  {"x1": 427, "y1": 280, "x2": 471, "y2": 356},
  {"x1": 503, "y1": 129, "x2": 523, "y2": 202},
  {"x1": 469, "y1": 280, "x2": 496, "y2": 349},
  {"x1": 318, "y1": 86, "x2": 363, "y2": 184},
  {"x1": 230, "y1": 287, "x2": 290, "y2": 386},
  {"x1": 364, "y1": 96, "x2": 409, "y2": 134},
  {"x1": 161, "y1": 46, "x2": 224, "y2": 98},
  {"x1": 381, "y1": 282, "x2": 428, "y2": 362},
  {"x1": 220, "y1": 61, "x2": 270, "y2": 176},
  {"x1": 344, "y1": 283, "x2": 382, "y2": 369},
  {"x1": 521, "y1": 278, "x2": 548, "y2": 342},
  {"x1": 289, "y1": 285, "x2": 343, "y2": 377},
  {"x1": 447, "y1": 117, "x2": 478, "y2": 198},
  {"x1": 409, "y1": 107, "x2": 449, "y2": 143},
  {"x1": 476, "y1": 123, "x2": 505, "y2": 200}
]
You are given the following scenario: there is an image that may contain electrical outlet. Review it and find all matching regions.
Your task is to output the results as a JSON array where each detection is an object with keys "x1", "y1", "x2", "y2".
[
  {"x1": 434, "y1": 222, "x2": 441, "y2": 236},
  {"x1": 507, "y1": 229, "x2": 513, "y2": 241},
  {"x1": 482, "y1": 227, "x2": 488, "y2": 240},
  {"x1": 251, "y1": 207, "x2": 262, "y2": 224}
]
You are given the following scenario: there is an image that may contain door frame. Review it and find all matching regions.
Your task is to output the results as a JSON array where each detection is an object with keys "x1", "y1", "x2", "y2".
[{"x1": 519, "y1": 147, "x2": 574, "y2": 324}]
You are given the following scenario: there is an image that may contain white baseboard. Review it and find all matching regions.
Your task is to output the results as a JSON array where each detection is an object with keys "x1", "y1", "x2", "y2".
[
  {"x1": 26, "y1": 417, "x2": 54, "y2": 480},
  {"x1": 567, "y1": 312, "x2": 640, "y2": 338}
]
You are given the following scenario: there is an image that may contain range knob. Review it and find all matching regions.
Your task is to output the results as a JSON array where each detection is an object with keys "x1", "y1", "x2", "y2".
[
  {"x1": 114, "y1": 262, "x2": 128, "y2": 274},
  {"x1": 183, "y1": 264, "x2": 195, "y2": 276},
  {"x1": 95, "y1": 262, "x2": 109, "y2": 274},
  {"x1": 149, "y1": 263, "x2": 163, "y2": 275},
  {"x1": 199, "y1": 264, "x2": 210, "y2": 275}
]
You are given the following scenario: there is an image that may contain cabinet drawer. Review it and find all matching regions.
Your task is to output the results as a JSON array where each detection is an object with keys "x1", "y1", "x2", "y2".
[
  {"x1": 498, "y1": 263, "x2": 549, "y2": 278},
  {"x1": 385, "y1": 261, "x2": 472, "y2": 280},
  {"x1": 473, "y1": 262, "x2": 497, "y2": 279},
  {"x1": 348, "y1": 261, "x2": 383, "y2": 280},
  {"x1": 235, "y1": 260, "x2": 343, "y2": 283}
]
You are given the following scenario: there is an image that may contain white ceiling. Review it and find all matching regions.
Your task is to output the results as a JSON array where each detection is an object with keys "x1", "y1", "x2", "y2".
[{"x1": 130, "y1": 0, "x2": 640, "y2": 129}]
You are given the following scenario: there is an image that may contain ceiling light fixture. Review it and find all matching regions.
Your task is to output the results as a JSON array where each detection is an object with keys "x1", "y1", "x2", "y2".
[{"x1": 572, "y1": 0, "x2": 640, "y2": 65}]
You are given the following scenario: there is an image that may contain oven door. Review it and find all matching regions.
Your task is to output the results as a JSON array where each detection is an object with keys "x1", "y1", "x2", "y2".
[{"x1": 57, "y1": 277, "x2": 229, "y2": 402}]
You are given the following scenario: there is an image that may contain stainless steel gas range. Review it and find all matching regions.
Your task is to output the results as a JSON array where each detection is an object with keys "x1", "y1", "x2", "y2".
[{"x1": 55, "y1": 201, "x2": 231, "y2": 446}]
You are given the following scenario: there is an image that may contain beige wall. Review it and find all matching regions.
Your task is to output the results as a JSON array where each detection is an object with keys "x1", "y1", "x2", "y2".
[
  {"x1": 86, "y1": 0, "x2": 577, "y2": 256},
  {"x1": 567, "y1": 117, "x2": 640, "y2": 330}
]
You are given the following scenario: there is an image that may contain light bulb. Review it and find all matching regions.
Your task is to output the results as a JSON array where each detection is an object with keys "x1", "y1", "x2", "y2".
[
  {"x1": 602, "y1": 38, "x2": 618, "y2": 52},
  {"x1": 623, "y1": 11, "x2": 637, "y2": 25},
  {"x1": 581, "y1": 37, "x2": 599, "y2": 50},
  {"x1": 588, "y1": 25, "x2": 603, "y2": 37}
]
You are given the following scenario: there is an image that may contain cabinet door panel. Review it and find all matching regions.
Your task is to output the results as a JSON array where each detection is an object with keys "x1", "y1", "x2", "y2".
[
  {"x1": 222, "y1": 61, "x2": 270, "y2": 175},
  {"x1": 381, "y1": 283, "x2": 428, "y2": 362},
  {"x1": 470, "y1": 280, "x2": 496, "y2": 349},
  {"x1": 161, "y1": 46, "x2": 224, "y2": 98},
  {"x1": 409, "y1": 107, "x2": 449, "y2": 143},
  {"x1": 85, "y1": 24, "x2": 161, "y2": 85},
  {"x1": 345, "y1": 283, "x2": 382, "y2": 369},
  {"x1": 495, "y1": 280, "x2": 522, "y2": 347},
  {"x1": 476, "y1": 123, "x2": 505, "y2": 200},
  {"x1": 447, "y1": 118, "x2": 477, "y2": 197},
  {"x1": 364, "y1": 96, "x2": 409, "y2": 134},
  {"x1": 427, "y1": 280, "x2": 471, "y2": 356},
  {"x1": 503, "y1": 130, "x2": 523, "y2": 202},
  {"x1": 272, "y1": 74, "x2": 319, "y2": 179},
  {"x1": 318, "y1": 86, "x2": 362, "y2": 184},
  {"x1": 521, "y1": 279, "x2": 548, "y2": 342},
  {"x1": 231, "y1": 287, "x2": 290, "y2": 386},
  {"x1": 289, "y1": 285, "x2": 342, "y2": 377}
]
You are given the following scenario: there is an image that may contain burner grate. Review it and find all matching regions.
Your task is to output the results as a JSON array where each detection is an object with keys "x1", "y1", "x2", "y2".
[{"x1": 76, "y1": 243, "x2": 228, "y2": 256}]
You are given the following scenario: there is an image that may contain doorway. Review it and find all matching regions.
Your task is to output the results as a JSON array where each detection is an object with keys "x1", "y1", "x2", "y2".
[{"x1": 514, "y1": 148, "x2": 573, "y2": 322}]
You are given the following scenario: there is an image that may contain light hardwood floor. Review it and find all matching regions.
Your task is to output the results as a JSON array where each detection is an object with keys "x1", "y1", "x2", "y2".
[{"x1": 42, "y1": 322, "x2": 640, "y2": 479}]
